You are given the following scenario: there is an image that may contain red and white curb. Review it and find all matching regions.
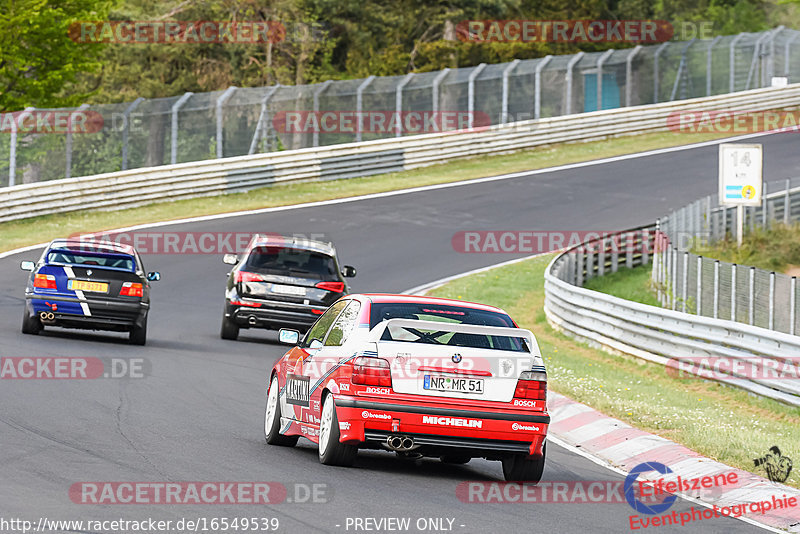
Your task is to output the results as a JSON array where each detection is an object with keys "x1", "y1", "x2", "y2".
[{"x1": 548, "y1": 391, "x2": 800, "y2": 532}]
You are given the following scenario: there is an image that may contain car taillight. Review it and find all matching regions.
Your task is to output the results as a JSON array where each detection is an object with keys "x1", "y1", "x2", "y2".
[
  {"x1": 235, "y1": 271, "x2": 264, "y2": 283},
  {"x1": 315, "y1": 281, "x2": 345, "y2": 293},
  {"x1": 33, "y1": 273, "x2": 57, "y2": 290},
  {"x1": 514, "y1": 371, "x2": 547, "y2": 401},
  {"x1": 120, "y1": 282, "x2": 143, "y2": 297},
  {"x1": 351, "y1": 356, "x2": 392, "y2": 387}
]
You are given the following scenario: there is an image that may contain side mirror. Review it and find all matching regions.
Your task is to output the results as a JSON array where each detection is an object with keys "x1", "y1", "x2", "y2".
[
  {"x1": 342, "y1": 265, "x2": 357, "y2": 278},
  {"x1": 278, "y1": 329, "x2": 300, "y2": 345},
  {"x1": 147, "y1": 272, "x2": 161, "y2": 282},
  {"x1": 20, "y1": 261, "x2": 35, "y2": 271},
  {"x1": 222, "y1": 254, "x2": 238, "y2": 265}
]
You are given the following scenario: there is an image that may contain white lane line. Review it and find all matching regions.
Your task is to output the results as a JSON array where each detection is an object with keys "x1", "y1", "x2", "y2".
[{"x1": 0, "y1": 129, "x2": 788, "y2": 262}]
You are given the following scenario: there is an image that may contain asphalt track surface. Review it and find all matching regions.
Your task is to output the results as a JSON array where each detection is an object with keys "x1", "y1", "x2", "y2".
[{"x1": 2, "y1": 132, "x2": 798, "y2": 533}]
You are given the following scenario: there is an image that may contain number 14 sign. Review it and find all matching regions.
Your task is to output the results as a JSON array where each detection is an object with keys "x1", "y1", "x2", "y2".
[{"x1": 718, "y1": 143, "x2": 763, "y2": 206}]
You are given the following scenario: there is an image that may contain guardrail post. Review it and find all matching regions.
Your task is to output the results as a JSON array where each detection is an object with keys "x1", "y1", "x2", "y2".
[
  {"x1": 696, "y1": 256, "x2": 703, "y2": 315},
  {"x1": 791, "y1": 277, "x2": 797, "y2": 335},
  {"x1": 501, "y1": 60, "x2": 519, "y2": 124},
  {"x1": 625, "y1": 45, "x2": 642, "y2": 107},
  {"x1": 611, "y1": 235, "x2": 619, "y2": 273},
  {"x1": 626, "y1": 231, "x2": 634, "y2": 268},
  {"x1": 395, "y1": 73, "x2": 415, "y2": 137},
  {"x1": 769, "y1": 271, "x2": 776, "y2": 330},
  {"x1": 654, "y1": 42, "x2": 670, "y2": 103},
  {"x1": 312, "y1": 80, "x2": 333, "y2": 147},
  {"x1": 681, "y1": 252, "x2": 689, "y2": 312},
  {"x1": 713, "y1": 260, "x2": 720, "y2": 319},
  {"x1": 215, "y1": 87, "x2": 237, "y2": 159},
  {"x1": 598, "y1": 237, "x2": 606, "y2": 277},
  {"x1": 729, "y1": 33, "x2": 746, "y2": 93},
  {"x1": 534, "y1": 56, "x2": 552, "y2": 119},
  {"x1": 248, "y1": 85, "x2": 280, "y2": 155},
  {"x1": 9, "y1": 107, "x2": 34, "y2": 186},
  {"x1": 576, "y1": 250, "x2": 584, "y2": 286},
  {"x1": 671, "y1": 249, "x2": 678, "y2": 310},
  {"x1": 785, "y1": 178, "x2": 791, "y2": 225},
  {"x1": 586, "y1": 247, "x2": 594, "y2": 280},
  {"x1": 707, "y1": 36, "x2": 722, "y2": 96},
  {"x1": 65, "y1": 103, "x2": 89, "y2": 179},
  {"x1": 565, "y1": 52, "x2": 584, "y2": 115},
  {"x1": 171, "y1": 92, "x2": 193, "y2": 165},
  {"x1": 432, "y1": 68, "x2": 451, "y2": 115},
  {"x1": 355, "y1": 75, "x2": 376, "y2": 142},
  {"x1": 731, "y1": 264, "x2": 737, "y2": 321},
  {"x1": 596, "y1": 50, "x2": 614, "y2": 111},
  {"x1": 749, "y1": 267, "x2": 756, "y2": 325},
  {"x1": 468, "y1": 64, "x2": 487, "y2": 130},
  {"x1": 121, "y1": 97, "x2": 144, "y2": 170}
]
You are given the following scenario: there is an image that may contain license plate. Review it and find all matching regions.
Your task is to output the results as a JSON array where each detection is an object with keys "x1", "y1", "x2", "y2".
[
  {"x1": 423, "y1": 374, "x2": 484, "y2": 394},
  {"x1": 270, "y1": 284, "x2": 306, "y2": 296},
  {"x1": 68, "y1": 280, "x2": 109, "y2": 293}
]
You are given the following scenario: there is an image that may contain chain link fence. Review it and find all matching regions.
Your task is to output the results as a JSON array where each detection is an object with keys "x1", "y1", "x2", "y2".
[
  {"x1": 2, "y1": 27, "x2": 799, "y2": 188},
  {"x1": 653, "y1": 178, "x2": 800, "y2": 335}
]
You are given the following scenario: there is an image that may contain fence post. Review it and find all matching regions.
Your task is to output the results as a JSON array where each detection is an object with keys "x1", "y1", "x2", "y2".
[
  {"x1": 762, "y1": 180, "x2": 768, "y2": 228},
  {"x1": 625, "y1": 45, "x2": 642, "y2": 107},
  {"x1": 248, "y1": 85, "x2": 280, "y2": 155},
  {"x1": 534, "y1": 56, "x2": 553, "y2": 119},
  {"x1": 121, "y1": 97, "x2": 144, "y2": 170},
  {"x1": 596, "y1": 50, "x2": 614, "y2": 111},
  {"x1": 681, "y1": 252, "x2": 689, "y2": 312},
  {"x1": 696, "y1": 256, "x2": 703, "y2": 315},
  {"x1": 745, "y1": 32, "x2": 771, "y2": 90},
  {"x1": 170, "y1": 92, "x2": 193, "y2": 165},
  {"x1": 642, "y1": 227, "x2": 651, "y2": 265},
  {"x1": 467, "y1": 64, "x2": 487, "y2": 130},
  {"x1": 749, "y1": 267, "x2": 756, "y2": 325},
  {"x1": 431, "y1": 68, "x2": 451, "y2": 115},
  {"x1": 654, "y1": 42, "x2": 670, "y2": 103},
  {"x1": 598, "y1": 237, "x2": 606, "y2": 277},
  {"x1": 791, "y1": 277, "x2": 797, "y2": 336},
  {"x1": 611, "y1": 235, "x2": 619, "y2": 273},
  {"x1": 785, "y1": 178, "x2": 791, "y2": 225},
  {"x1": 8, "y1": 106, "x2": 34, "y2": 186},
  {"x1": 354, "y1": 75, "x2": 376, "y2": 142},
  {"x1": 501, "y1": 60, "x2": 520, "y2": 124},
  {"x1": 670, "y1": 39, "x2": 696, "y2": 101},
  {"x1": 785, "y1": 33, "x2": 800, "y2": 76},
  {"x1": 576, "y1": 251, "x2": 584, "y2": 286},
  {"x1": 215, "y1": 86, "x2": 237, "y2": 159},
  {"x1": 769, "y1": 271, "x2": 776, "y2": 330},
  {"x1": 565, "y1": 52, "x2": 584, "y2": 115},
  {"x1": 395, "y1": 73, "x2": 415, "y2": 137},
  {"x1": 707, "y1": 36, "x2": 722, "y2": 96},
  {"x1": 713, "y1": 260, "x2": 720, "y2": 319},
  {"x1": 672, "y1": 249, "x2": 678, "y2": 310},
  {"x1": 730, "y1": 33, "x2": 746, "y2": 93},
  {"x1": 65, "y1": 103, "x2": 89, "y2": 178},
  {"x1": 312, "y1": 80, "x2": 332, "y2": 147},
  {"x1": 731, "y1": 264, "x2": 737, "y2": 321}
]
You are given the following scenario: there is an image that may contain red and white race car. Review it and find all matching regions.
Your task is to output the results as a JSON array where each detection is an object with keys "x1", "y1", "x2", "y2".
[{"x1": 264, "y1": 294, "x2": 549, "y2": 481}]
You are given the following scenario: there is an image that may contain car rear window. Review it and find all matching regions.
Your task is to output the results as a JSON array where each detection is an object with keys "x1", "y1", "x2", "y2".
[
  {"x1": 245, "y1": 246, "x2": 337, "y2": 279},
  {"x1": 47, "y1": 250, "x2": 135, "y2": 271},
  {"x1": 369, "y1": 302, "x2": 528, "y2": 352}
]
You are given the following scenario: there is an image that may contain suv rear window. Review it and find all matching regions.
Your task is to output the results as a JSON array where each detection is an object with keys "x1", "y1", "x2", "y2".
[
  {"x1": 369, "y1": 302, "x2": 527, "y2": 352},
  {"x1": 245, "y1": 246, "x2": 337, "y2": 279}
]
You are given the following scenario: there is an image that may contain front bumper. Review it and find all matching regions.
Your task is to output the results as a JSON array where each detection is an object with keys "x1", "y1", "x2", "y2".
[
  {"x1": 26, "y1": 295, "x2": 147, "y2": 331},
  {"x1": 334, "y1": 397, "x2": 549, "y2": 458}
]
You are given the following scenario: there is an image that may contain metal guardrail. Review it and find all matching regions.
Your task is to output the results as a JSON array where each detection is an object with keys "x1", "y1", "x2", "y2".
[
  {"x1": 544, "y1": 226, "x2": 800, "y2": 407},
  {"x1": 4, "y1": 83, "x2": 800, "y2": 223}
]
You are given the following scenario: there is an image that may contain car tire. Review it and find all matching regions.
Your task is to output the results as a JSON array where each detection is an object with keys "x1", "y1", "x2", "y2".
[
  {"x1": 318, "y1": 393, "x2": 357, "y2": 466},
  {"x1": 440, "y1": 454, "x2": 471, "y2": 465},
  {"x1": 220, "y1": 313, "x2": 239, "y2": 340},
  {"x1": 502, "y1": 443, "x2": 546, "y2": 483},
  {"x1": 21, "y1": 309, "x2": 42, "y2": 335},
  {"x1": 129, "y1": 319, "x2": 147, "y2": 346},
  {"x1": 264, "y1": 376, "x2": 299, "y2": 447}
]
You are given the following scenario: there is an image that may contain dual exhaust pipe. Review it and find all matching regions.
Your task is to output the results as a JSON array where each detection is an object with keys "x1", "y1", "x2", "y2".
[
  {"x1": 39, "y1": 311, "x2": 55, "y2": 323},
  {"x1": 385, "y1": 435, "x2": 416, "y2": 452}
]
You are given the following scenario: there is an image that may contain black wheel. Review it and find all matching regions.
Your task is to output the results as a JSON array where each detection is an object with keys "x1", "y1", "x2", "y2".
[
  {"x1": 440, "y1": 454, "x2": 471, "y2": 465},
  {"x1": 21, "y1": 309, "x2": 42, "y2": 335},
  {"x1": 264, "y1": 376, "x2": 298, "y2": 447},
  {"x1": 129, "y1": 318, "x2": 147, "y2": 345},
  {"x1": 220, "y1": 313, "x2": 239, "y2": 340},
  {"x1": 318, "y1": 393, "x2": 357, "y2": 466},
  {"x1": 502, "y1": 443, "x2": 546, "y2": 482}
]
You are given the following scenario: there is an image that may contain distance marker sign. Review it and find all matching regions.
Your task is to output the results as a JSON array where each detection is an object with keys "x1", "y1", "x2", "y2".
[{"x1": 718, "y1": 143, "x2": 763, "y2": 206}]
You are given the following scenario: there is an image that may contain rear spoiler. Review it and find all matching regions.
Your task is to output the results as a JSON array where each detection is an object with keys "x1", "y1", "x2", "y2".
[{"x1": 367, "y1": 318, "x2": 537, "y2": 352}]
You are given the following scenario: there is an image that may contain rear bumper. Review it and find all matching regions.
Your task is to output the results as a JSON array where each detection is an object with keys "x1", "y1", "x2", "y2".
[
  {"x1": 226, "y1": 298, "x2": 325, "y2": 330},
  {"x1": 334, "y1": 397, "x2": 549, "y2": 458},
  {"x1": 26, "y1": 295, "x2": 147, "y2": 331}
]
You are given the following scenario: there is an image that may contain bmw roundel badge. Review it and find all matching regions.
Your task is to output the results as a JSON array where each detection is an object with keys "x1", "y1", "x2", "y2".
[{"x1": 451, "y1": 353, "x2": 462, "y2": 364}]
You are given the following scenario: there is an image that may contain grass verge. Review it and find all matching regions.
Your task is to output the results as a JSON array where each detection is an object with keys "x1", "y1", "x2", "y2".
[
  {"x1": 0, "y1": 130, "x2": 732, "y2": 253},
  {"x1": 427, "y1": 254, "x2": 800, "y2": 487},
  {"x1": 692, "y1": 222, "x2": 800, "y2": 275},
  {"x1": 582, "y1": 265, "x2": 661, "y2": 306}
]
